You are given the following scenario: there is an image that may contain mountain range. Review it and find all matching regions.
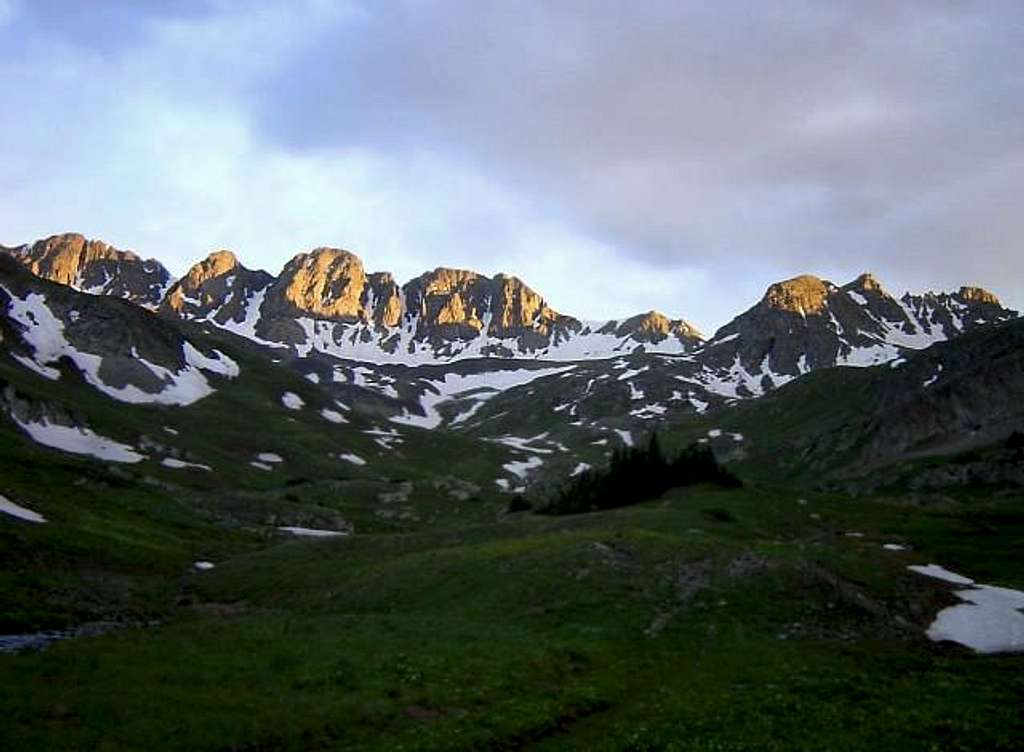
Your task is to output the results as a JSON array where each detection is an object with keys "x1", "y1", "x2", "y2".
[
  {"x1": 0, "y1": 230, "x2": 1020, "y2": 494},
  {"x1": 4, "y1": 232, "x2": 1014, "y2": 370}
]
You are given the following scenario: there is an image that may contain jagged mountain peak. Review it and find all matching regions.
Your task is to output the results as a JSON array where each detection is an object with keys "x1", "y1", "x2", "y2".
[
  {"x1": 198, "y1": 249, "x2": 242, "y2": 273},
  {"x1": 845, "y1": 272, "x2": 887, "y2": 295},
  {"x1": 955, "y1": 285, "x2": 1001, "y2": 306},
  {"x1": 613, "y1": 310, "x2": 702, "y2": 344},
  {"x1": 761, "y1": 274, "x2": 835, "y2": 314},
  {"x1": 695, "y1": 269, "x2": 1018, "y2": 399},
  {"x1": 265, "y1": 246, "x2": 372, "y2": 323},
  {"x1": 4, "y1": 232, "x2": 172, "y2": 308},
  {"x1": 399, "y1": 265, "x2": 574, "y2": 344},
  {"x1": 294, "y1": 246, "x2": 363, "y2": 265},
  {"x1": 413, "y1": 266, "x2": 486, "y2": 292},
  {"x1": 160, "y1": 248, "x2": 273, "y2": 328}
]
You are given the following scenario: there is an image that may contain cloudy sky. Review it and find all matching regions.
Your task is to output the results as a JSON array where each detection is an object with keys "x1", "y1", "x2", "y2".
[{"x1": 1, "y1": 1, "x2": 1021, "y2": 333}]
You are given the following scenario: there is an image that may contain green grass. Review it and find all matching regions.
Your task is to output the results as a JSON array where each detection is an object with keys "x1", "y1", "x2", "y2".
[{"x1": 2, "y1": 484, "x2": 1022, "y2": 750}]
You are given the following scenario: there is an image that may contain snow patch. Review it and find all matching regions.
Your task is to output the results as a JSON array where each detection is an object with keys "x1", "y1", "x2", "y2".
[
  {"x1": 182, "y1": 342, "x2": 239, "y2": 378},
  {"x1": 3, "y1": 288, "x2": 230, "y2": 405},
  {"x1": 571, "y1": 462, "x2": 591, "y2": 477},
  {"x1": 488, "y1": 434, "x2": 553, "y2": 454},
  {"x1": 617, "y1": 366, "x2": 649, "y2": 381},
  {"x1": 909, "y1": 564, "x2": 975, "y2": 585},
  {"x1": 277, "y1": 526, "x2": 347, "y2": 538},
  {"x1": 365, "y1": 427, "x2": 403, "y2": 450},
  {"x1": 504, "y1": 455, "x2": 544, "y2": 480},
  {"x1": 390, "y1": 365, "x2": 575, "y2": 430},
  {"x1": 630, "y1": 403, "x2": 666, "y2": 419},
  {"x1": 0, "y1": 495, "x2": 45, "y2": 523},
  {"x1": 281, "y1": 392, "x2": 305, "y2": 410},
  {"x1": 161, "y1": 458, "x2": 212, "y2": 471},
  {"x1": 14, "y1": 416, "x2": 144, "y2": 463},
  {"x1": 911, "y1": 564, "x2": 1024, "y2": 653}
]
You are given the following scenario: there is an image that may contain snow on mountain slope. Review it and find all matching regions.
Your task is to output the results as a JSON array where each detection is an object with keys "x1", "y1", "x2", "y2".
[
  {"x1": 390, "y1": 365, "x2": 576, "y2": 429},
  {"x1": 691, "y1": 273, "x2": 1017, "y2": 399},
  {"x1": 0, "y1": 262, "x2": 239, "y2": 406},
  {"x1": 12, "y1": 415, "x2": 145, "y2": 463}
]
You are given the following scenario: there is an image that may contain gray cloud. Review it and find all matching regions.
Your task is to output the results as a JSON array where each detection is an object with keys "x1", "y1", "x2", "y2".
[
  {"x1": 5, "y1": 0, "x2": 213, "y2": 53},
  {"x1": 253, "y1": 0, "x2": 1024, "y2": 313}
]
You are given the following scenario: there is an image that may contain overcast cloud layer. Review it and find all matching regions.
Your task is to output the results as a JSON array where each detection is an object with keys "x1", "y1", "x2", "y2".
[{"x1": 1, "y1": 0, "x2": 1021, "y2": 333}]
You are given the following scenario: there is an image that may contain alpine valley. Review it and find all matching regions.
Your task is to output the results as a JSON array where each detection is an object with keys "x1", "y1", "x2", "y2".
[{"x1": 2, "y1": 232, "x2": 1023, "y2": 751}]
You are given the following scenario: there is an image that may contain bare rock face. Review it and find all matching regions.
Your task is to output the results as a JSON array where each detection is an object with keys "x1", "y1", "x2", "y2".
[
  {"x1": 7, "y1": 233, "x2": 171, "y2": 308},
  {"x1": 253, "y1": 247, "x2": 405, "y2": 346},
  {"x1": 365, "y1": 272, "x2": 403, "y2": 328},
  {"x1": 490, "y1": 274, "x2": 577, "y2": 341},
  {"x1": 401, "y1": 268, "x2": 580, "y2": 348},
  {"x1": 761, "y1": 274, "x2": 833, "y2": 315},
  {"x1": 403, "y1": 268, "x2": 490, "y2": 341},
  {"x1": 263, "y1": 248, "x2": 368, "y2": 322},
  {"x1": 160, "y1": 250, "x2": 273, "y2": 326},
  {"x1": 956, "y1": 285, "x2": 1001, "y2": 307},
  {"x1": 613, "y1": 310, "x2": 702, "y2": 345}
]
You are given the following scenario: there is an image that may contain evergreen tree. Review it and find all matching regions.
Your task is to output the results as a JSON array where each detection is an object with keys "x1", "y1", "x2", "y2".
[{"x1": 537, "y1": 431, "x2": 740, "y2": 515}]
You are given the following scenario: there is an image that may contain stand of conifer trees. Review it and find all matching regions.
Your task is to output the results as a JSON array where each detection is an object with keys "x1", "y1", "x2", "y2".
[{"x1": 537, "y1": 433, "x2": 741, "y2": 515}]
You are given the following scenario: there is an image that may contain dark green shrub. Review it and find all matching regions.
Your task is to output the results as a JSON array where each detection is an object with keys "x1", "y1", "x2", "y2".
[
  {"x1": 702, "y1": 507, "x2": 737, "y2": 523},
  {"x1": 506, "y1": 495, "x2": 532, "y2": 513},
  {"x1": 537, "y1": 433, "x2": 741, "y2": 515}
]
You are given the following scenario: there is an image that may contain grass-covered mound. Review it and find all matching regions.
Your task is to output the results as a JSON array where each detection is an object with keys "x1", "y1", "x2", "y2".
[{"x1": 538, "y1": 433, "x2": 741, "y2": 515}]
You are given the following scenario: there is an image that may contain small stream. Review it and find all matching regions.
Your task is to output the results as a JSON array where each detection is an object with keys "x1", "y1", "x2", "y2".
[{"x1": 0, "y1": 621, "x2": 156, "y2": 654}]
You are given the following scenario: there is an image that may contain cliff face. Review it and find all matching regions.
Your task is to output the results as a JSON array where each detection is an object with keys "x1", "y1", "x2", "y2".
[
  {"x1": 400, "y1": 269, "x2": 581, "y2": 346},
  {"x1": 262, "y1": 248, "x2": 371, "y2": 323},
  {"x1": 160, "y1": 250, "x2": 274, "y2": 328},
  {"x1": 761, "y1": 274, "x2": 832, "y2": 315},
  {"x1": 6, "y1": 233, "x2": 172, "y2": 308},
  {"x1": 366, "y1": 272, "x2": 403, "y2": 328},
  {"x1": 402, "y1": 268, "x2": 492, "y2": 341}
]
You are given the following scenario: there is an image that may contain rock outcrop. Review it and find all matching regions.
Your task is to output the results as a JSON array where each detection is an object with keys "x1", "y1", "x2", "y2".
[
  {"x1": 612, "y1": 311, "x2": 702, "y2": 346},
  {"x1": 160, "y1": 250, "x2": 273, "y2": 329},
  {"x1": 762, "y1": 274, "x2": 833, "y2": 315},
  {"x1": 262, "y1": 248, "x2": 371, "y2": 323},
  {"x1": 401, "y1": 268, "x2": 580, "y2": 348},
  {"x1": 4, "y1": 233, "x2": 172, "y2": 308}
]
